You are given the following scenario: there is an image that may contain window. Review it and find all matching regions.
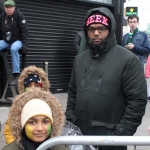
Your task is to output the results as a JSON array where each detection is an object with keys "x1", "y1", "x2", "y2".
[{"x1": 86, "y1": 0, "x2": 112, "y2": 4}]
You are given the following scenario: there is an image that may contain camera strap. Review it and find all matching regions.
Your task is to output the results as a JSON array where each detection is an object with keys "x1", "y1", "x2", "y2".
[
  {"x1": 4, "y1": 16, "x2": 13, "y2": 32},
  {"x1": 5, "y1": 17, "x2": 13, "y2": 25}
]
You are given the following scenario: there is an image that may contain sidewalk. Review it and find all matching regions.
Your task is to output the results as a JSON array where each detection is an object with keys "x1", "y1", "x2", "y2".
[{"x1": 0, "y1": 93, "x2": 150, "y2": 150}]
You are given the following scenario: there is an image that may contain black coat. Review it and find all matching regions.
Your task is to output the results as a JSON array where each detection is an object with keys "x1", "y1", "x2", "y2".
[
  {"x1": 0, "y1": 8, "x2": 28, "y2": 52},
  {"x1": 66, "y1": 7, "x2": 147, "y2": 150},
  {"x1": 73, "y1": 31, "x2": 83, "y2": 53}
]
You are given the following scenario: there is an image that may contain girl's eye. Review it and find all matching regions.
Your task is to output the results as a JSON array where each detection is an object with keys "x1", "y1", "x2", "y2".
[
  {"x1": 28, "y1": 121, "x2": 36, "y2": 125},
  {"x1": 43, "y1": 120, "x2": 50, "y2": 124},
  {"x1": 36, "y1": 84, "x2": 40, "y2": 87}
]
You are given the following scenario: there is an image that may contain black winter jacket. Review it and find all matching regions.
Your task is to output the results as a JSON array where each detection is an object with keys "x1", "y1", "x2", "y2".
[
  {"x1": 66, "y1": 7, "x2": 147, "y2": 150},
  {"x1": 0, "y1": 8, "x2": 28, "y2": 50},
  {"x1": 73, "y1": 31, "x2": 83, "y2": 53}
]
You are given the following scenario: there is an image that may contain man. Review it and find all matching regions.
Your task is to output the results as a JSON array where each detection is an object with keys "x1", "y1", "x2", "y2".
[
  {"x1": 73, "y1": 30, "x2": 87, "y2": 54},
  {"x1": 0, "y1": 0, "x2": 28, "y2": 85},
  {"x1": 122, "y1": 15, "x2": 150, "y2": 66},
  {"x1": 65, "y1": 7, "x2": 147, "y2": 150}
]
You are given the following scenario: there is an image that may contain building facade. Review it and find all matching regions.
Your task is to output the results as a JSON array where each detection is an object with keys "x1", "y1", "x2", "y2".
[{"x1": 0, "y1": 0, "x2": 125, "y2": 98}]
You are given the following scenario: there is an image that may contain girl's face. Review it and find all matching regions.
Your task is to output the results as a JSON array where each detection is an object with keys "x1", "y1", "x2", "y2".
[
  {"x1": 25, "y1": 115, "x2": 52, "y2": 142},
  {"x1": 25, "y1": 82, "x2": 42, "y2": 92}
]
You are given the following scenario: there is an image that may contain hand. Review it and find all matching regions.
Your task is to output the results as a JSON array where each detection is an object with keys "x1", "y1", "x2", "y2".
[
  {"x1": 22, "y1": 45, "x2": 28, "y2": 53},
  {"x1": 124, "y1": 43, "x2": 134, "y2": 50}
]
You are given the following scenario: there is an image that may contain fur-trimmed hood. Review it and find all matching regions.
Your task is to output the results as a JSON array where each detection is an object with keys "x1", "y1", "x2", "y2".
[
  {"x1": 18, "y1": 65, "x2": 50, "y2": 94},
  {"x1": 8, "y1": 90, "x2": 65, "y2": 142}
]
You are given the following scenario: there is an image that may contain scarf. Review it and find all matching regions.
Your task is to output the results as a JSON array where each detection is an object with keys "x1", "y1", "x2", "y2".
[
  {"x1": 22, "y1": 129, "x2": 50, "y2": 150},
  {"x1": 127, "y1": 28, "x2": 139, "y2": 44}
]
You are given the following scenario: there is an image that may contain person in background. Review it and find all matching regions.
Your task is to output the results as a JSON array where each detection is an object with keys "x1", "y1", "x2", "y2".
[
  {"x1": 0, "y1": 0, "x2": 28, "y2": 85},
  {"x1": 145, "y1": 55, "x2": 150, "y2": 100},
  {"x1": 122, "y1": 15, "x2": 150, "y2": 67},
  {"x1": 73, "y1": 30, "x2": 87, "y2": 54},
  {"x1": 73, "y1": 31, "x2": 83, "y2": 54},
  {"x1": 66, "y1": 7, "x2": 147, "y2": 150}
]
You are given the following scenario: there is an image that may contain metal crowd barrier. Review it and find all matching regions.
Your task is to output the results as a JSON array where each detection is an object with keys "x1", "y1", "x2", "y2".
[{"x1": 36, "y1": 136, "x2": 150, "y2": 150}]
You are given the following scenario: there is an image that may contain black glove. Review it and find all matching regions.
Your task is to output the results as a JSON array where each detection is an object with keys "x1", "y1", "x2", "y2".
[{"x1": 22, "y1": 45, "x2": 28, "y2": 53}]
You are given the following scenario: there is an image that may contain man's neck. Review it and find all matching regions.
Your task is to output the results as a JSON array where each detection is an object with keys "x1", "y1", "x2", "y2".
[
  {"x1": 130, "y1": 28, "x2": 138, "y2": 33},
  {"x1": 130, "y1": 29, "x2": 134, "y2": 33}
]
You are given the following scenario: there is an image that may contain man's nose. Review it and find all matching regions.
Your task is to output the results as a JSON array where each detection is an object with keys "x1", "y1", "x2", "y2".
[{"x1": 94, "y1": 29, "x2": 99, "y2": 35}]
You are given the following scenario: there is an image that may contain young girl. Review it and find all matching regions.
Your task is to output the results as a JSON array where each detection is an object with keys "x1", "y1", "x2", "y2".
[
  {"x1": 2, "y1": 90, "x2": 65, "y2": 150},
  {"x1": 145, "y1": 55, "x2": 150, "y2": 100}
]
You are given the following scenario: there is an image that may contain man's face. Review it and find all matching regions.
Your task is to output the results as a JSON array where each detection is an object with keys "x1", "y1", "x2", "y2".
[
  {"x1": 4, "y1": 6, "x2": 15, "y2": 16},
  {"x1": 128, "y1": 18, "x2": 139, "y2": 31},
  {"x1": 87, "y1": 23, "x2": 109, "y2": 45}
]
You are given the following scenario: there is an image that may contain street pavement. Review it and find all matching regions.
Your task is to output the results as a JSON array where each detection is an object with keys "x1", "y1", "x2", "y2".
[{"x1": 0, "y1": 93, "x2": 150, "y2": 150}]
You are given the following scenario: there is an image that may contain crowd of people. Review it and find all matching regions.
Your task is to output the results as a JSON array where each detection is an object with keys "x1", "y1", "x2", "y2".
[{"x1": 1, "y1": 0, "x2": 150, "y2": 150}]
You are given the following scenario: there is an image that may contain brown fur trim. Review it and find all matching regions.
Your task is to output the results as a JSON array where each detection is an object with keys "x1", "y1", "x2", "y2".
[
  {"x1": 9, "y1": 90, "x2": 65, "y2": 142},
  {"x1": 18, "y1": 65, "x2": 50, "y2": 94}
]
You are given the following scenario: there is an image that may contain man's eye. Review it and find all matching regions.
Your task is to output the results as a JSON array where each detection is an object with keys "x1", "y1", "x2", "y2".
[
  {"x1": 89, "y1": 28, "x2": 95, "y2": 32},
  {"x1": 98, "y1": 27, "x2": 107, "y2": 31}
]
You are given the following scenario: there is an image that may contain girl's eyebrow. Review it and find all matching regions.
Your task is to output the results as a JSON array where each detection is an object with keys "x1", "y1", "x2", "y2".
[
  {"x1": 43, "y1": 117, "x2": 49, "y2": 120},
  {"x1": 28, "y1": 118, "x2": 36, "y2": 121},
  {"x1": 28, "y1": 116, "x2": 49, "y2": 121}
]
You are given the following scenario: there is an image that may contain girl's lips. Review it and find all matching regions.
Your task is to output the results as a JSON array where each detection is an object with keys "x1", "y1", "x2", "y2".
[{"x1": 34, "y1": 133, "x2": 45, "y2": 137}]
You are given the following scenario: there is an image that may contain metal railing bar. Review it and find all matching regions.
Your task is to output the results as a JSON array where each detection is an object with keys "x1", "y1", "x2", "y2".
[{"x1": 36, "y1": 136, "x2": 150, "y2": 150}]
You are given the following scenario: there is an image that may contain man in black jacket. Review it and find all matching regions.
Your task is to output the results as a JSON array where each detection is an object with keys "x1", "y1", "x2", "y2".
[
  {"x1": 73, "y1": 30, "x2": 87, "y2": 54},
  {"x1": 0, "y1": 0, "x2": 28, "y2": 85},
  {"x1": 66, "y1": 7, "x2": 147, "y2": 150}
]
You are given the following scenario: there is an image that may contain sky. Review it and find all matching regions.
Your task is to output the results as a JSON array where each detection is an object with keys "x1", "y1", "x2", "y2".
[{"x1": 124, "y1": 0, "x2": 150, "y2": 31}]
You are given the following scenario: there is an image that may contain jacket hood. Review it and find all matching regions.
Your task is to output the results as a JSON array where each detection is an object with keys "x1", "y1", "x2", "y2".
[
  {"x1": 83, "y1": 7, "x2": 117, "y2": 53},
  {"x1": 8, "y1": 90, "x2": 65, "y2": 142},
  {"x1": 18, "y1": 65, "x2": 50, "y2": 94}
]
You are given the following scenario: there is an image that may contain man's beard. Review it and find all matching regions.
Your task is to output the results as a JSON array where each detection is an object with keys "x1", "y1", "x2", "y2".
[{"x1": 88, "y1": 37, "x2": 108, "y2": 54}]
